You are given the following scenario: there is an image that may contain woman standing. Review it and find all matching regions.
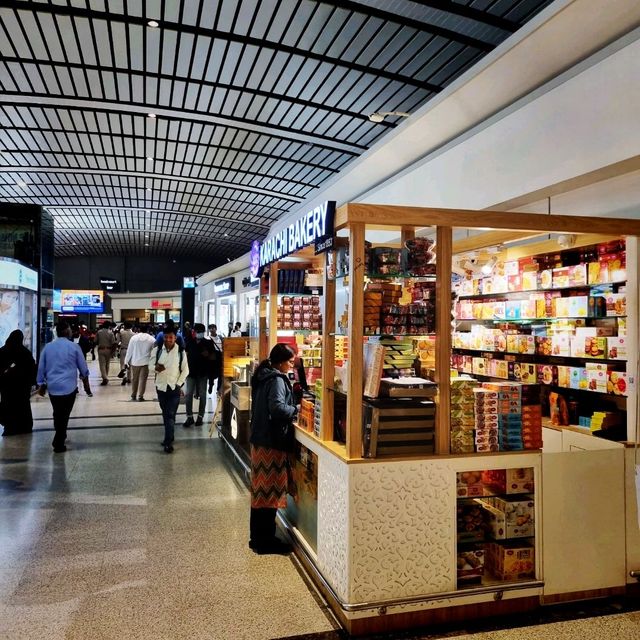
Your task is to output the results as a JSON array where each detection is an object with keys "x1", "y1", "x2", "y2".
[
  {"x1": 0, "y1": 330, "x2": 37, "y2": 436},
  {"x1": 249, "y1": 343, "x2": 298, "y2": 554}
]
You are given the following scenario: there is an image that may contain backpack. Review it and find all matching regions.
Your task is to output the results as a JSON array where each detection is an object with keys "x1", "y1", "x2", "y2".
[{"x1": 155, "y1": 344, "x2": 184, "y2": 373}]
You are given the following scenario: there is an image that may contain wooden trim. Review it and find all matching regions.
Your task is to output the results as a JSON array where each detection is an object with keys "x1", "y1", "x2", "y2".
[
  {"x1": 453, "y1": 230, "x2": 537, "y2": 254},
  {"x1": 347, "y1": 222, "x2": 365, "y2": 459},
  {"x1": 542, "y1": 586, "x2": 626, "y2": 604},
  {"x1": 268, "y1": 262, "x2": 279, "y2": 352},
  {"x1": 341, "y1": 203, "x2": 640, "y2": 236},
  {"x1": 321, "y1": 259, "x2": 336, "y2": 441},
  {"x1": 435, "y1": 226, "x2": 452, "y2": 455},
  {"x1": 400, "y1": 226, "x2": 415, "y2": 247}
]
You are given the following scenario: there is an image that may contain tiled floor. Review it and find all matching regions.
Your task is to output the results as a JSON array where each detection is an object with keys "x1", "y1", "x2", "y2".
[
  {"x1": 0, "y1": 360, "x2": 335, "y2": 639},
  {"x1": 2, "y1": 359, "x2": 640, "y2": 639}
]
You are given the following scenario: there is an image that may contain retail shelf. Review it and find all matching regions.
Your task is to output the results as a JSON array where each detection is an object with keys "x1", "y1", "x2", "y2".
[
  {"x1": 455, "y1": 279, "x2": 625, "y2": 300},
  {"x1": 456, "y1": 575, "x2": 539, "y2": 591},
  {"x1": 365, "y1": 333, "x2": 436, "y2": 338},
  {"x1": 451, "y1": 347, "x2": 627, "y2": 365},
  {"x1": 456, "y1": 316, "x2": 625, "y2": 323}
]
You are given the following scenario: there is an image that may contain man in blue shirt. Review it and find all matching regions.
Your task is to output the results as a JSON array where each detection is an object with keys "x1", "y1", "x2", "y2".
[{"x1": 37, "y1": 320, "x2": 91, "y2": 453}]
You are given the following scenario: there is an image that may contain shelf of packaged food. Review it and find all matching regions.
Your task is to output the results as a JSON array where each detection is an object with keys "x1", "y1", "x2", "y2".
[
  {"x1": 456, "y1": 316, "x2": 625, "y2": 323},
  {"x1": 364, "y1": 333, "x2": 437, "y2": 338},
  {"x1": 455, "y1": 280, "x2": 626, "y2": 300},
  {"x1": 456, "y1": 495, "x2": 534, "y2": 503},
  {"x1": 452, "y1": 369, "x2": 628, "y2": 398},
  {"x1": 276, "y1": 329, "x2": 322, "y2": 334},
  {"x1": 451, "y1": 347, "x2": 627, "y2": 365},
  {"x1": 366, "y1": 272, "x2": 437, "y2": 280},
  {"x1": 277, "y1": 293, "x2": 323, "y2": 297},
  {"x1": 456, "y1": 575, "x2": 539, "y2": 591}
]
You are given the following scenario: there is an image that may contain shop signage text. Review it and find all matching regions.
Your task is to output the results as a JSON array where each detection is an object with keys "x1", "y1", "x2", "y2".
[
  {"x1": 0, "y1": 259, "x2": 38, "y2": 292},
  {"x1": 151, "y1": 299, "x2": 173, "y2": 309},
  {"x1": 214, "y1": 277, "x2": 235, "y2": 295},
  {"x1": 251, "y1": 201, "x2": 336, "y2": 276},
  {"x1": 100, "y1": 277, "x2": 120, "y2": 292}
]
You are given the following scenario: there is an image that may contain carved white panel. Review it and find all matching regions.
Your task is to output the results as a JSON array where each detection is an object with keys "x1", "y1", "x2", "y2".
[
  {"x1": 317, "y1": 450, "x2": 351, "y2": 602},
  {"x1": 350, "y1": 460, "x2": 456, "y2": 601}
]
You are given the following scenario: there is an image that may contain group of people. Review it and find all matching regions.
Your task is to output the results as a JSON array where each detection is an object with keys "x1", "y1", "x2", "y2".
[{"x1": 1, "y1": 317, "x2": 302, "y2": 555}]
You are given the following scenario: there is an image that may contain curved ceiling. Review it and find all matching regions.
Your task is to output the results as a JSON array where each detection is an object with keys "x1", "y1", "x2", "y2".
[{"x1": 0, "y1": 0, "x2": 553, "y2": 265}]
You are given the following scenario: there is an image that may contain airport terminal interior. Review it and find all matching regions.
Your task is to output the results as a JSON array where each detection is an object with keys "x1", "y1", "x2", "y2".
[{"x1": 1, "y1": 1, "x2": 640, "y2": 638}]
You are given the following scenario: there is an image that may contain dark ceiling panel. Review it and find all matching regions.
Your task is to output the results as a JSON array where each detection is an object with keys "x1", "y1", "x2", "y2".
[{"x1": 0, "y1": 0, "x2": 554, "y2": 266}]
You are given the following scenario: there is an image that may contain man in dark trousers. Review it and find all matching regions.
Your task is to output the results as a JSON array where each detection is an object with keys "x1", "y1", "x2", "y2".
[
  {"x1": 36, "y1": 320, "x2": 92, "y2": 453},
  {"x1": 183, "y1": 323, "x2": 215, "y2": 427}
]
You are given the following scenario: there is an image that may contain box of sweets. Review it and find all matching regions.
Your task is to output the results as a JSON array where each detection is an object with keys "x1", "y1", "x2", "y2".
[
  {"x1": 485, "y1": 541, "x2": 535, "y2": 580},
  {"x1": 607, "y1": 371, "x2": 627, "y2": 396},
  {"x1": 517, "y1": 335, "x2": 535, "y2": 355},
  {"x1": 537, "y1": 364, "x2": 557, "y2": 386},
  {"x1": 456, "y1": 502, "x2": 487, "y2": 543},
  {"x1": 551, "y1": 334, "x2": 571, "y2": 357},
  {"x1": 570, "y1": 367, "x2": 588, "y2": 390},
  {"x1": 538, "y1": 269, "x2": 553, "y2": 290},
  {"x1": 605, "y1": 293, "x2": 626, "y2": 317},
  {"x1": 557, "y1": 365, "x2": 571, "y2": 388},
  {"x1": 456, "y1": 471, "x2": 484, "y2": 497},
  {"x1": 508, "y1": 274, "x2": 522, "y2": 292},
  {"x1": 479, "y1": 495, "x2": 535, "y2": 539},
  {"x1": 505, "y1": 301, "x2": 521, "y2": 320},
  {"x1": 457, "y1": 548, "x2": 485, "y2": 582},
  {"x1": 568, "y1": 264, "x2": 588, "y2": 286},
  {"x1": 607, "y1": 337, "x2": 627, "y2": 360},
  {"x1": 521, "y1": 300, "x2": 537, "y2": 319},
  {"x1": 482, "y1": 468, "x2": 535, "y2": 495},
  {"x1": 584, "y1": 336, "x2": 606, "y2": 359},
  {"x1": 586, "y1": 362, "x2": 608, "y2": 393},
  {"x1": 536, "y1": 336, "x2": 552, "y2": 356},
  {"x1": 552, "y1": 267, "x2": 571, "y2": 289}
]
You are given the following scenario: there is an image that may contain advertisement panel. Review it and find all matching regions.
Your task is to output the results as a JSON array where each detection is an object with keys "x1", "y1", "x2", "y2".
[{"x1": 60, "y1": 290, "x2": 104, "y2": 313}]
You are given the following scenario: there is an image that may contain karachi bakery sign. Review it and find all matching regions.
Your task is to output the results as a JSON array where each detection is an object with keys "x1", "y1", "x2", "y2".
[{"x1": 250, "y1": 201, "x2": 336, "y2": 278}]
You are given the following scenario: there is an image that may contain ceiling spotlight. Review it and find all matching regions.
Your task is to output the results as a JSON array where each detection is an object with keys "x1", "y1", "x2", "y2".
[
  {"x1": 72, "y1": 241, "x2": 77, "y2": 245},
  {"x1": 17, "y1": 180, "x2": 28, "y2": 187},
  {"x1": 144, "y1": 242, "x2": 150, "y2": 246},
  {"x1": 147, "y1": 113, "x2": 156, "y2": 119},
  {"x1": 147, "y1": 20, "x2": 159, "y2": 28},
  {"x1": 368, "y1": 111, "x2": 411, "y2": 123},
  {"x1": 146, "y1": 187, "x2": 152, "y2": 192},
  {"x1": 224, "y1": 233, "x2": 229, "y2": 237},
  {"x1": 481, "y1": 256, "x2": 498, "y2": 276},
  {"x1": 146, "y1": 156, "x2": 153, "y2": 162}
]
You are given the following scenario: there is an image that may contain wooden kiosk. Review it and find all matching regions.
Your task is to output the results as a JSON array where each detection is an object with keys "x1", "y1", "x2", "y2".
[{"x1": 250, "y1": 204, "x2": 640, "y2": 635}]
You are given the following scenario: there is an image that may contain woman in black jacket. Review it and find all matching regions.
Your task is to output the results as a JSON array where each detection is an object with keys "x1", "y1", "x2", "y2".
[
  {"x1": 0, "y1": 330, "x2": 37, "y2": 436},
  {"x1": 249, "y1": 343, "x2": 298, "y2": 554}
]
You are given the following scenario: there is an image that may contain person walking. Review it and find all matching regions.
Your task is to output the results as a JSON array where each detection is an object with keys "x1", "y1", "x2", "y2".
[
  {"x1": 183, "y1": 323, "x2": 214, "y2": 427},
  {"x1": 248, "y1": 343, "x2": 297, "y2": 554},
  {"x1": 36, "y1": 321, "x2": 92, "y2": 453},
  {"x1": 206, "y1": 324, "x2": 223, "y2": 394},
  {"x1": 230, "y1": 322, "x2": 242, "y2": 337},
  {"x1": 118, "y1": 322, "x2": 134, "y2": 385},
  {"x1": 124, "y1": 326, "x2": 156, "y2": 401},
  {"x1": 96, "y1": 321, "x2": 116, "y2": 385},
  {"x1": 150, "y1": 327, "x2": 189, "y2": 453},
  {"x1": 0, "y1": 330, "x2": 37, "y2": 436}
]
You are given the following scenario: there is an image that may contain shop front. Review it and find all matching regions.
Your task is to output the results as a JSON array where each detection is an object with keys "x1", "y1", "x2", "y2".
[
  {"x1": 214, "y1": 276, "x2": 237, "y2": 336},
  {"x1": 108, "y1": 292, "x2": 181, "y2": 325},
  {"x1": 222, "y1": 203, "x2": 640, "y2": 635}
]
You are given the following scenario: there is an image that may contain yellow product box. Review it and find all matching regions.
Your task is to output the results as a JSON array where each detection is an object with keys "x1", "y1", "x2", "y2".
[
  {"x1": 552, "y1": 267, "x2": 570, "y2": 289},
  {"x1": 522, "y1": 269, "x2": 538, "y2": 291},
  {"x1": 551, "y1": 335, "x2": 571, "y2": 357},
  {"x1": 486, "y1": 542, "x2": 535, "y2": 581},
  {"x1": 606, "y1": 293, "x2": 626, "y2": 317},
  {"x1": 493, "y1": 360, "x2": 509, "y2": 380},
  {"x1": 472, "y1": 358, "x2": 487, "y2": 376},
  {"x1": 506, "y1": 334, "x2": 518, "y2": 353},
  {"x1": 557, "y1": 365, "x2": 571, "y2": 388},
  {"x1": 586, "y1": 362, "x2": 608, "y2": 393},
  {"x1": 584, "y1": 336, "x2": 606, "y2": 359},
  {"x1": 520, "y1": 300, "x2": 537, "y2": 319},
  {"x1": 517, "y1": 335, "x2": 535, "y2": 355}
]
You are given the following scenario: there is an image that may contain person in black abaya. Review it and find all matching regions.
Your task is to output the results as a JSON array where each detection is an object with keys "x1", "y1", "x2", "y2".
[{"x1": 0, "y1": 330, "x2": 37, "y2": 436}]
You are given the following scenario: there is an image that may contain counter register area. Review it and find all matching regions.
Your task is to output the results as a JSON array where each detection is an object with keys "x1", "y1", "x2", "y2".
[{"x1": 212, "y1": 203, "x2": 640, "y2": 636}]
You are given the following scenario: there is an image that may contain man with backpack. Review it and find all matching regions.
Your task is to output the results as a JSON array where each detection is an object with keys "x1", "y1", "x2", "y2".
[{"x1": 150, "y1": 326, "x2": 189, "y2": 454}]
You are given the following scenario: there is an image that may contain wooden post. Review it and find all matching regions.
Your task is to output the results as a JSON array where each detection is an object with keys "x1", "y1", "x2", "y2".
[
  {"x1": 268, "y1": 262, "x2": 279, "y2": 352},
  {"x1": 321, "y1": 257, "x2": 336, "y2": 441},
  {"x1": 347, "y1": 223, "x2": 365, "y2": 459},
  {"x1": 400, "y1": 226, "x2": 415, "y2": 247},
  {"x1": 435, "y1": 226, "x2": 452, "y2": 455}
]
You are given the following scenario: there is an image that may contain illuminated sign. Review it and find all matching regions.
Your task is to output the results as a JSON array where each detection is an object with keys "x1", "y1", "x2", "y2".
[
  {"x1": 61, "y1": 290, "x2": 104, "y2": 313},
  {"x1": 100, "y1": 277, "x2": 120, "y2": 292},
  {"x1": 151, "y1": 299, "x2": 173, "y2": 309},
  {"x1": 0, "y1": 259, "x2": 38, "y2": 292},
  {"x1": 183, "y1": 276, "x2": 195, "y2": 289},
  {"x1": 251, "y1": 201, "x2": 335, "y2": 277},
  {"x1": 214, "y1": 277, "x2": 235, "y2": 295}
]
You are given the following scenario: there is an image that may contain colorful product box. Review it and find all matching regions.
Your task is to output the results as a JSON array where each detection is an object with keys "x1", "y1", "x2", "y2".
[
  {"x1": 485, "y1": 542, "x2": 535, "y2": 581},
  {"x1": 584, "y1": 336, "x2": 607, "y2": 359},
  {"x1": 505, "y1": 301, "x2": 521, "y2": 320},
  {"x1": 606, "y1": 293, "x2": 626, "y2": 317},
  {"x1": 538, "y1": 269, "x2": 553, "y2": 289},
  {"x1": 551, "y1": 335, "x2": 571, "y2": 357},
  {"x1": 607, "y1": 337, "x2": 627, "y2": 360},
  {"x1": 586, "y1": 362, "x2": 608, "y2": 393},
  {"x1": 482, "y1": 468, "x2": 535, "y2": 495},
  {"x1": 479, "y1": 495, "x2": 535, "y2": 540},
  {"x1": 537, "y1": 364, "x2": 557, "y2": 386},
  {"x1": 508, "y1": 275, "x2": 522, "y2": 292},
  {"x1": 557, "y1": 365, "x2": 571, "y2": 388},
  {"x1": 456, "y1": 471, "x2": 484, "y2": 497},
  {"x1": 570, "y1": 367, "x2": 589, "y2": 390},
  {"x1": 521, "y1": 300, "x2": 537, "y2": 319},
  {"x1": 552, "y1": 267, "x2": 571, "y2": 288},
  {"x1": 522, "y1": 268, "x2": 538, "y2": 291},
  {"x1": 457, "y1": 549, "x2": 485, "y2": 582},
  {"x1": 607, "y1": 371, "x2": 628, "y2": 396},
  {"x1": 568, "y1": 263, "x2": 588, "y2": 286}
]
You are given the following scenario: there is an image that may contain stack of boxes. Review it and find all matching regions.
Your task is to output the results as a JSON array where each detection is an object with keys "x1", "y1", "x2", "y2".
[
  {"x1": 450, "y1": 378, "x2": 478, "y2": 453},
  {"x1": 473, "y1": 388, "x2": 500, "y2": 452},
  {"x1": 278, "y1": 295, "x2": 322, "y2": 330},
  {"x1": 363, "y1": 289, "x2": 383, "y2": 334},
  {"x1": 483, "y1": 382, "x2": 523, "y2": 451},
  {"x1": 520, "y1": 385, "x2": 542, "y2": 449},
  {"x1": 379, "y1": 337, "x2": 415, "y2": 377},
  {"x1": 297, "y1": 398, "x2": 315, "y2": 433},
  {"x1": 313, "y1": 380, "x2": 322, "y2": 437},
  {"x1": 334, "y1": 335, "x2": 349, "y2": 366}
]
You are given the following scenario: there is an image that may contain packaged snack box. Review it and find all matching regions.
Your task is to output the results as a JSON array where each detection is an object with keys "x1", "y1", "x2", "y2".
[
  {"x1": 479, "y1": 495, "x2": 535, "y2": 539},
  {"x1": 457, "y1": 548, "x2": 485, "y2": 582},
  {"x1": 485, "y1": 542, "x2": 535, "y2": 580},
  {"x1": 607, "y1": 371, "x2": 627, "y2": 396},
  {"x1": 607, "y1": 337, "x2": 627, "y2": 360}
]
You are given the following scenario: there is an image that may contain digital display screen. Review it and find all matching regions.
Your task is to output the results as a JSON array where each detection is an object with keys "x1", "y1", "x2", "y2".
[
  {"x1": 183, "y1": 276, "x2": 195, "y2": 288},
  {"x1": 60, "y1": 289, "x2": 104, "y2": 313},
  {"x1": 52, "y1": 289, "x2": 61, "y2": 312}
]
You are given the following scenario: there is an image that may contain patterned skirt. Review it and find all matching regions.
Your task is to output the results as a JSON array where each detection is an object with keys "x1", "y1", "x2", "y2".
[{"x1": 250, "y1": 445, "x2": 289, "y2": 509}]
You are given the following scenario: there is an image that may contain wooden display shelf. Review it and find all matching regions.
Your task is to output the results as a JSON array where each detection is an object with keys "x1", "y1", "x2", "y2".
[
  {"x1": 456, "y1": 279, "x2": 626, "y2": 299},
  {"x1": 451, "y1": 347, "x2": 627, "y2": 364},
  {"x1": 456, "y1": 315, "x2": 626, "y2": 322}
]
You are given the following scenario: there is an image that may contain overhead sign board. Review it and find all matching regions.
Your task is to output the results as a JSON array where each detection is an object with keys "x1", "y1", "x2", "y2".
[
  {"x1": 100, "y1": 277, "x2": 120, "y2": 292},
  {"x1": 0, "y1": 259, "x2": 38, "y2": 292},
  {"x1": 250, "y1": 201, "x2": 335, "y2": 277},
  {"x1": 61, "y1": 290, "x2": 104, "y2": 313},
  {"x1": 214, "y1": 277, "x2": 235, "y2": 295},
  {"x1": 183, "y1": 276, "x2": 195, "y2": 289}
]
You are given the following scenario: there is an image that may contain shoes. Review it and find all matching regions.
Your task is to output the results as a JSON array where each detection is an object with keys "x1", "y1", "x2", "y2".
[
  {"x1": 100, "y1": 379, "x2": 108, "y2": 386},
  {"x1": 194, "y1": 393, "x2": 199, "y2": 400},
  {"x1": 183, "y1": 417, "x2": 194, "y2": 428},
  {"x1": 195, "y1": 417, "x2": 203, "y2": 426},
  {"x1": 163, "y1": 444, "x2": 174, "y2": 454},
  {"x1": 138, "y1": 397, "x2": 145, "y2": 401},
  {"x1": 87, "y1": 392, "x2": 93, "y2": 398},
  {"x1": 248, "y1": 538, "x2": 292, "y2": 555},
  {"x1": 131, "y1": 395, "x2": 136, "y2": 401},
  {"x1": 121, "y1": 379, "x2": 127, "y2": 386},
  {"x1": 53, "y1": 446, "x2": 67, "y2": 453}
]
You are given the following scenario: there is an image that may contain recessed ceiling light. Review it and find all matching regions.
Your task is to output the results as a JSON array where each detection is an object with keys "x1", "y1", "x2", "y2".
[
  {"x1": 368, "y1": 111, "x2": 411, "y2": 123},
  {"x1": 72, "y1": 242, "x2": 77, "y2": 245},
  {"x1": 146, "y1": 156, "x2": 153, "y2": 162},
  {"x1": 147, "y1": 20, "x2": 159, "y2": 28},
  {"x1": 144, "y1": 242, "x2": 150, "y2": 246},
  {"x1": 147, "y1": 113, "x2": 156, "y2": 119},
  {"x1": 146, "y1": 187, "x2": 152, "y2": 192},
  {"x1": 224, "y1": 233, "x2": 229, "y2": 237}
]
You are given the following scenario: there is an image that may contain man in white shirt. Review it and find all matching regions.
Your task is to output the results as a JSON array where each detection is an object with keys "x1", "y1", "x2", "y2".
[
  {"x1": 124, "y1": 326, "x2": 156, "y2": 401},
  {"x1": 149, "y1": 328, "x2": 189, "y2": 453}
]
